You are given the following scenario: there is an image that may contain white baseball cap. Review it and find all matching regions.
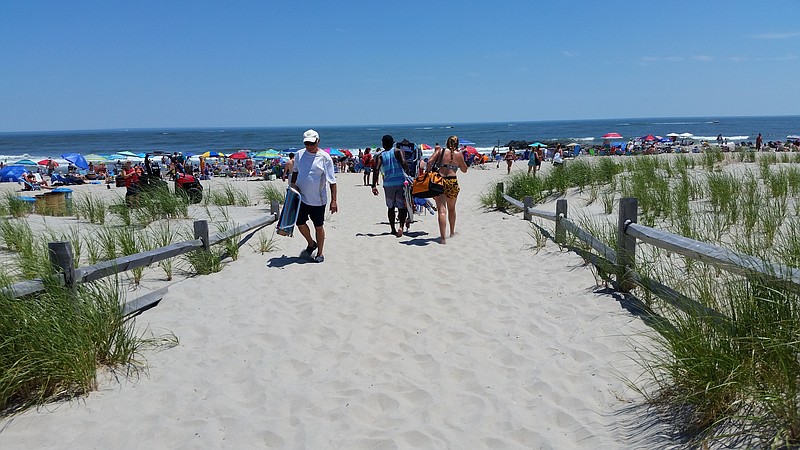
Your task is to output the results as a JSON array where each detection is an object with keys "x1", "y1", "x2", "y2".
[{"x1": 303, "y1": 129, "x2": 319, "y2": 143}]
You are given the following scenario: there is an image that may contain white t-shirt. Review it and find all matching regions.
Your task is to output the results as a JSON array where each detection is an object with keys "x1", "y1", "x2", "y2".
[{"x1": 293, "y1": 149, "x2": 336, "y2": 206}]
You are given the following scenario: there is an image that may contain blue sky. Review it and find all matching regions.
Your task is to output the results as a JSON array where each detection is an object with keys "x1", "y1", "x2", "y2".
[{"x1": 2, "y1": 1, "x2": 799, "y2": 132}]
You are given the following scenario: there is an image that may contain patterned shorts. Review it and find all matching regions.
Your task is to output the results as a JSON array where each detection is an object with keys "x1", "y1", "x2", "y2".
[{"x1": 442, "y1": 176, "x2": 460, "y2": 199}]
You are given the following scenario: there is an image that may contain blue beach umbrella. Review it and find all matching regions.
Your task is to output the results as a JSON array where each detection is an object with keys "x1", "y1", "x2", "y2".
[
  {"x1": 62, "y1": 153, "x2": 89, "y2": 170},
  {"x1": 0, "y1": 165, "x2": 29, "y2": 182},
  {"x1": 459, "y1": 139, "x2": 476, "y2": 146}
]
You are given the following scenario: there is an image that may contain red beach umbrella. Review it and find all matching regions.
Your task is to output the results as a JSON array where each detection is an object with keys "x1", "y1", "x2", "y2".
[
  {"x1": 464, "y1": 146, "x2": 479, "y2": 155},
  {"x1": 229, "y1": 151, "x2": 249, "y2": 160},
  {"x1": 602, "y1": 132, "x2": 623, "y2": 139},
  {"x1": 38, "y1": 158, "x2": 58, "y2": 166}
]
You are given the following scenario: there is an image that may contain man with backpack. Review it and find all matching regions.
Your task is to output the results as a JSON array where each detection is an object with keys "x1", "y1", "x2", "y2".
[{"x1": 371, "y1": 135, "x2": 410, "y2": 237}]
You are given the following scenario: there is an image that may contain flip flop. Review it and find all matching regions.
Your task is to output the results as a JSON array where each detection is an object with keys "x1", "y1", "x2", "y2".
[{"x1": 313, "y1": 255, "x2": 324, "y2": 263}]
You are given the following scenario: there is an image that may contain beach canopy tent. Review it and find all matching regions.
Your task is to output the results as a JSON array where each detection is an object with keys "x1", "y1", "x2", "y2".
[
  {"x1": 62, "y1": 153, "x2": 89, "y2": 170},
  {"x1": 229, "y1": 151, "x2": 249, "y2": 160},
  {"x1": 0, "y1": 165, "x2": 28, "y2": 182},
  {"x1": 37, "y1": 158, "x2": 58, "y2": 167},
  {"x1": 14, "y1": 159, "x2": 39, "y2": 166},
  {"x1": 611, "y1": 142, "x2": 625, "y2": 148}
]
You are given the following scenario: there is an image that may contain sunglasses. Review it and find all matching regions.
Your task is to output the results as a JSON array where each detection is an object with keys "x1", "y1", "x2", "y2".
[{"x1": 304, "y1": 141, "x2": 316, "y2": 146}]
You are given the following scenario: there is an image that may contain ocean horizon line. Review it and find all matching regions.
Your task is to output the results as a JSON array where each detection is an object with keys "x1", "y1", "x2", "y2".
[{"x1": 2, "y1": 114, "x2": 798, "y2": 135}]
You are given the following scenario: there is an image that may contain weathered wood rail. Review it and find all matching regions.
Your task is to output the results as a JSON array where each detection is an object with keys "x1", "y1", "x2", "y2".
[
  {"x1": 2, "y1": 200, "x2": 280, "y2": 316},
  {"x1": 497, "y1": 182, "x2": 800, "y2": 316}
]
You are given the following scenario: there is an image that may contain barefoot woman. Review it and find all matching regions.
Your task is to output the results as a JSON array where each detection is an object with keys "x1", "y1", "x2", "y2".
[{"x1": 431, "y1": 135, "x2": 468, "y2": 244}]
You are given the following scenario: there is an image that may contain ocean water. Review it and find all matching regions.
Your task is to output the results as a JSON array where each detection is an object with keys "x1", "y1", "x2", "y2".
[{"x1": 0, "y1": 116, "x2": 797, "y2": 162}]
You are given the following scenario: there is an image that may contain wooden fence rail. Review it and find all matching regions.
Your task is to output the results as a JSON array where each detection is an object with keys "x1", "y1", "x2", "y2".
[
  {"x1": 2, "y1": 211, "x2": 278, "y2": 315},
  {"x1": 496, "y1": 181, "x2": 800, "y2": 312}
]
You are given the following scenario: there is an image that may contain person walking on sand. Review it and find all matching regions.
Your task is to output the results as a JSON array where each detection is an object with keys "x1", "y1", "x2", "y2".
[
  {"x1": 362, "y1": 148, "x2": 373, "y2": 186},
  {"x1": 291, "y1": 129, "x2": 338, "y2": 263},
  {"x1": 756, "y1": 133, "x2": 763, "y2": 152},
  {"x1": 371, "y1": 135, "x2": 410, "y2": 237},
  {"x1": 504, "y1": 147, "x2": 516, "y2": 174},
  {"x1": 527, "y1": 148, "x2": 541, "y2": 175},
  {"x1": 430, "y1": 135, "x2": 468, "y2": 244}
]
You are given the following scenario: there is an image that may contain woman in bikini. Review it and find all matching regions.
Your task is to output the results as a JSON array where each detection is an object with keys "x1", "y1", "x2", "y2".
[{"x1": 431, "y1": 135, "x2": 468, "y2": 244}]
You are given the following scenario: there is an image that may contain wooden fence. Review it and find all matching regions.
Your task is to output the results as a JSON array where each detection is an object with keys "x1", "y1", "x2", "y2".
[
  {"x1": 3, "y1": 200, "x2": 280, "y2": 316},
  {"x1": 497, "y1": 182, "x2": 800, "y2": 316}
]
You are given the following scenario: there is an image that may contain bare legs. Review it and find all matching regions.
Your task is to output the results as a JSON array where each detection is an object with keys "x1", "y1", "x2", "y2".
[
  {"x1": 297, "y1": 223, "x2": 325, "y2": 257},
  {"x1": 433, "y1": 194, "x2": 458, "y2": 244}
]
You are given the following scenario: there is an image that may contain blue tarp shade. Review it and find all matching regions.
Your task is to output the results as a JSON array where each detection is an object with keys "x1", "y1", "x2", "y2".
[
  {"x1": 0, "y1": 165, "x2": 28, "y2": 182},
  {"x1": 62, "y1": 153, "x2": 89, "y2": 170}
]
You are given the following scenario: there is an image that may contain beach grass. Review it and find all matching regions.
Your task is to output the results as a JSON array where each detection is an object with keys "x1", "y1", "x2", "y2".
[
  {"x1": 0, "y1": 280, "x2": 150, "y2": 415},
  {"x1": 493, "y1": 151, "x2": 800, "y2": 446}
]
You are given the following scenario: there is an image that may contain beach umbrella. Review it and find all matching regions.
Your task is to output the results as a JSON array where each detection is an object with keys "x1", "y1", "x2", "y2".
[
  {"x1": 666, "y1": 133, "x2": 680, "y2": 137},
  {"x1": 201, "y1": 151, "x2": 226, "y2": 158},
  {"x1": 229, "y1": 151, "x2": 249, "y2": 160},
  {"x1": 419, "y1": 143, "x2": 432, "y2": 150},
  {"x1": 528, "y1": 142, "x2": 547, "y2": 148},
  {"x1": 326, "y1": 148, "x2": 344, "y2": 157},
  {"x1": 118, "y1": 150, "x2": 140, "y2": 158},
  {"x1": 788, "y1": 135, "x2": 800, "y2": 140},
  {"x1": 343, "y1": 149, "x2": 353, "y2": 157},
  {"x1": 61, "y1": 153, "x2": 89, "y2": 170},
  {"x1": 602, "y1": 132, "x2": 623, "y2": 139},
  {"x1": 565, "y1": 142, "x2": 580, "y2": 147},
  {"x1": 37, "y1": 158, "x2": 58, "y2": 167},
  {"x1": 464, "y1": 146, "x2": 479, "y2": 156},
  {"x1": 0, "y1": 165, "x2": 29, "y2": 182},
  {"x1": 642, "y1": 134, "x2": 656, "y2": 141},
  {"x1": 678, "y1": 132, "x2": 694, "y2": 138},
  {"x1": 459, "y1": 138, "x2": 476, "y2": 146},
  {"x1": 84, "y1": 154, "x2": 108, "y2": 163},
  {"x1": 14, "y1": 159, "x2": 39, "y2": 166}
]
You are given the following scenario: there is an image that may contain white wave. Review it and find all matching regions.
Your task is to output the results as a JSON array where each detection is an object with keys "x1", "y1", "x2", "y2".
[
  {"x1": 693, "y1": 135, "x2": 750, "y2": 141},
  {"x1": 651, "y1": 121, "x2": 703, "y2": 125}
]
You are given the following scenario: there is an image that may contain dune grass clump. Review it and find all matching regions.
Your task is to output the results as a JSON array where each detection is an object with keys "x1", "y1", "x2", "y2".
[
  {"x1": 183, "y1": 248, "x2": 221, "y2": 275},
  {"x1": 0, "y1": 280, "x2": 151, "y2": 414},
  {"x1": 260, "y1": 183, "x2": 284, "y2": 205},
  {"x1": 204, "y1": 183, "x2": 250, "y2": 207},
  {"x1": 73, "y1": 193, "x2": 106, "y2": 224},
  {"x1": 133, "y1": 186, "x2": 189, "y2": 225},
  {"x1": 3, "y1": 193, "x2": 30, "y2": 218}
]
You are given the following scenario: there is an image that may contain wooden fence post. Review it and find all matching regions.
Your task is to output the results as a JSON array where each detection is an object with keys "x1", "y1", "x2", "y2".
[
  {"x1": 555, "y1": 199, "x2": 568, "y2": 245},
  {"x1": 48, "y1": 241, "x2": 75, "y2": 288},
  {"x1": 617, "y1": 197, "x2": 638, "y2": 292},
  {"x1": 194, "y1": 220, "x2": 210, "y2": 251},
  {"x1": 523, "y1": 196, "x2": 533, "y2": 221},
  {"x1": 270, "y1": 199, "x2": 280, "y2": 215}
]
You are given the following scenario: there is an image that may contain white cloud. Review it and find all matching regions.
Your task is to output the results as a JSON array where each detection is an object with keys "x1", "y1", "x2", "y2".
[
  {"x1": 692, "y1": 55, "x2": 713, "y2": 62},
  {"x1": 561, "y1": 51, "x2": 579, "y2": 58}
]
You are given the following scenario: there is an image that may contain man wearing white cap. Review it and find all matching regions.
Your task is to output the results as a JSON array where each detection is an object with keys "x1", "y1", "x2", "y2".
[{"x1": 291, "y1": 129, "x2": 338, "y2": 263}]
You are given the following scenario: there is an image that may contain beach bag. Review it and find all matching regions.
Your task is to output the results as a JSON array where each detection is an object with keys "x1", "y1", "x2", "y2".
[
  {"x1": 412, "y1": 171, "x2": 444, "y2": 198},
  {"x1": 412, "y1": 149, "x2": 445, "y2": 198}
]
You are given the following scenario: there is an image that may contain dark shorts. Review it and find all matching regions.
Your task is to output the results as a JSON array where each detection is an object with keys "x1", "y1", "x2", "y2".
[
  {"x1": 297, "y1": 202, "x2": 326, "y2": 228},
  {"x1": 364, "y1": 167, "x2": 372, "y2": 175},
  {"x1": 383, "y1": 185, "x2": 406, "y2": 209}
]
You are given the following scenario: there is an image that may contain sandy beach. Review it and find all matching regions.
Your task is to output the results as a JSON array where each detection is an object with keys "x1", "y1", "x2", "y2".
[{"x1": 0, "y1": 161, "x2": 654, "y2": 449}]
